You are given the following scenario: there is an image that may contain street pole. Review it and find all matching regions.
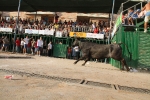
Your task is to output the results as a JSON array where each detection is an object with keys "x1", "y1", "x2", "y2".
[
  {"x1": 108, "y1": 0, "x2": 115, "y2": 44},
  {"x1": 13, "y1": 0, "x2": 22, "y2": 52},
  {"x1": 35, "y1": 11, "x2": 37, "y2": 21},
  {"x1": 105, "y1": 0, "x2": 115, "y2": 64}
]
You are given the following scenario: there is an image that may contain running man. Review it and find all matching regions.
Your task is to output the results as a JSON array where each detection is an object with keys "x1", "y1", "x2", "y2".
[{"x1": 142, "y1": 1, "x2": 150, "y2": 33}]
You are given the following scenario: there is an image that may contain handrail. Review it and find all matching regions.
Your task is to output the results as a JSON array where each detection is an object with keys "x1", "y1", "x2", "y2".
[
  {"x1": 116, "y1": 0, "x2": 132, "y2": 19},
  {"x1": 122, "y1": 0, "x2": 131, "y2": 5},
  {"x1": 123, "y1": 2, "x2": 144, "y2": 13},
  {"x1": 111, "y1": 0, "x2": 146, "y2": 39}
]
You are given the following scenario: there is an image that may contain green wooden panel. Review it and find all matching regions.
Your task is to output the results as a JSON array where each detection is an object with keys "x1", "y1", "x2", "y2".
[
  {"x1": 53, "y1": 44, "x2": 68, "y2": 58},
  {"x1": 111, "y1": 27, "x2": 139, "y2": 69},
  {"x1": 138, "y1": 32, "x2": 150, "y2": 68}
]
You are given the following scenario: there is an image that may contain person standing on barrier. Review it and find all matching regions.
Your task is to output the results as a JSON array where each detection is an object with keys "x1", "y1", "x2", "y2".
[
  {"x1": 37, "y1": 37, "x2": 43, "y2": 56},
  {"x1": 142, "y1": 1, "x2": 150, "y2": 33}
]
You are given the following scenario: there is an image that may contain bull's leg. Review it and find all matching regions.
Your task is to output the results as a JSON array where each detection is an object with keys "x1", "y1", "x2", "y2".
[
  {"x1": 82, "y1": 58, "x2": 89, "y2": 66},
  {"x1": 121, "y1": 58, "x2": 130, "y2": 71},
  {"x1": 120, "y1": 60, "x2": 125, "y2": 70},
  {"x1": 74, "y1": 57, "x2": 84, "y2": 64}
]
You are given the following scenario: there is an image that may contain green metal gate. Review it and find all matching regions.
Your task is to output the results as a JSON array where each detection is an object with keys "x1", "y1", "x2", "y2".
[{"x1": 111, "y1": 27, "x2": 150, "y2": 69}]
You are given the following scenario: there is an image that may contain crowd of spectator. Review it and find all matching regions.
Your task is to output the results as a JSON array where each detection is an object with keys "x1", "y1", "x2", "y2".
[
  {"x1": 0, "y1": 35, "x2": 81, "y2": 60},
  {"x1": 0, "y1": 16, "x2": 111, "y2": 60},
  {"x1": 0, "y1": 35, "x2": 52, "y2": 56},
  {"x1": 122, "y1": 8, "x2": 146, "y2": 25},
  {"x1": 0, "y1": 17, "x2": 110, "y2": 38}
]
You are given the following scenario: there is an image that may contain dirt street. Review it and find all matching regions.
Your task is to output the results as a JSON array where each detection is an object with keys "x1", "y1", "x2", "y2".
[{"x1": 0, "y1": 53, "x2": 150, "y2": 100}]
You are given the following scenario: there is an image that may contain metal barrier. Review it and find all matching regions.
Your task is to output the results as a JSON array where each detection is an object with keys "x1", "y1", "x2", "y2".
[
  {"x1": 0, "y1": 32, "x2": 107, "y2": 58},
  {"x1": 111, "y1": 25, "x2": 150, "y2": 69}
]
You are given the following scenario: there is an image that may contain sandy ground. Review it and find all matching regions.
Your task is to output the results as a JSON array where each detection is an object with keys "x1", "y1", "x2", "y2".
[{"x1": 0, "y1": 53, "x2": 150, "y2": 100}]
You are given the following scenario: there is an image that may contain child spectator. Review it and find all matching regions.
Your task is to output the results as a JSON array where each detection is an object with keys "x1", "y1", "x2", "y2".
[
  {"x1": 31, "y1": 39, "x2": 35, "y2": 55},
  {"x1": 43, "y1": 40, "x2": 47, "y2": 56},
  {"x1": 94, "y1": 27, "x2": 99, "y2": 33},
  {"x1": 15, "y1": 37, "x2": 20, "y2": 53},
  {"x1": 67, "y1": 46, "x2": 72, "y2": 59},
  {"x1": 20, "y1": 38, "x2": 24, "y2": 53}
]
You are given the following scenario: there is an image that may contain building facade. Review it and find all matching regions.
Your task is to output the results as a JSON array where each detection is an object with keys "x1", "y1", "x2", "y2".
[{"x1": 0, "y1": 11, "x2": 110, "y2": 23}]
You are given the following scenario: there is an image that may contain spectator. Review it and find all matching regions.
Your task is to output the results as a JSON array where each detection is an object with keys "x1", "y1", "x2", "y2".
[
  {"x1": 1, "y1": 36, "x2": 9, "y2": 52},
  {"x1": 59, "y1": 41, "x2": 62, "y2": 44},
  {"x1": 142, "y1": 1, "x2": 150, "y2": 33},
  {"x1": 31, "y1": 39, "x2": 35, "y2": 55},
  {"x1": 0, "y1": 16, "x2": 110, "y2": 39},
  {"x1": 37, "y1": 37, "x2": 43, "y2": 56},
  {"x1": 67, "y1": 46, "x2": 72, "y2": 59},
  {"x1": 138, "y1": 10, "x2": 146, "y2": 18},
  {"x1": 54, "y1": 14, "x2": 59, "y2": 23},
  {"x1": 11, "y1": 38, "x2": 15, "y2": 52},
  {"x1": 94, "y1": 27, "x2": 99, "y2": 33},
  {"x1": 27, "y1": 38, "x2": 31, "y2": 53},
  {"x1": 0, "y1": 36, "x2": 4, "y2": 49},
  {"x1": 23, "y1": 36, "x2": 29, "y2": 54},
  {"x1": 74, "y1": 46, "x2": 79, "y2": 60},
  {"x1": 15, "y1": 37, "x2": 20, "y2": 53},
  {"x1": 128, "y1": 9, "x2": 141, "y2": 25},
  {"x1": 99, "y1": 29, "x2": 105, "y2": 34},
  {"x1": 47, "y1": 41, "x2": 52, "y2": 57},
  {"x1": 127, "y1": 8, "x2": 134, "y2": 25},
  {"x1": 43, "y1": 40, "x2": 47, "y2": 56},
  {"x1": 34, "y1": 39, "x2": 38, "y2": 54},
  {"x1": 20, "y1": 38, "x2": 24, "y2": 53}
]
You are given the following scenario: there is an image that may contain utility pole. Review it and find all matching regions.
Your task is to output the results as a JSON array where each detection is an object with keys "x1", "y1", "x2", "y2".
[{"x1": 13, "y1": 0, "x2": 22, "y2": 52}]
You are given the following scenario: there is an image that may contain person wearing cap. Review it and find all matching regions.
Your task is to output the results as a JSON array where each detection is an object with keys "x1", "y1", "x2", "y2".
[
  {"x1": 128, "y1": 9, "x2": 141, "y2": 25},
  {"x1": 142, "y1": 1, "x2": 150, "y2": 33}
]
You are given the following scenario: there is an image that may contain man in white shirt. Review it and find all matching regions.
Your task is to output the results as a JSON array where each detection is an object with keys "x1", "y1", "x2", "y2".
[
  {"x1": 37, "y1": 37, "x2": 43, "y2": 56},
  {"x1": 74, "y1": 46, "x2": 79, "y2": 60},
  {"x1": 47, "y1": 41, "x2": 52, "y2": 56},
  {"x1": 23, "y1": 36, "x2": 29, "y2": 54}
]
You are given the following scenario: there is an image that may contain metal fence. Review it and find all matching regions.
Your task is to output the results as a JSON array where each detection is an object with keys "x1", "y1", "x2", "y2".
[
  {"x1": 0, "y1": 32, "x2": 108, "y2": 58},
  {"x1": 111, "y1": 26, "x2": 150, "y2": 69}
]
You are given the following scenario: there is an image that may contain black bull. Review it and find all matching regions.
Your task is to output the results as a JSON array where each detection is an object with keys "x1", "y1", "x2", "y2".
[{"x1": 72, "y1": 39, "x2": 131, "y2": 71}]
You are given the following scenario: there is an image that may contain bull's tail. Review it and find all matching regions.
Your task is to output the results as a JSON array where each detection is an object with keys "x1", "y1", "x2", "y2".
[{"x1": 118, "y1": 43, "x2": 132, "y2": 61}]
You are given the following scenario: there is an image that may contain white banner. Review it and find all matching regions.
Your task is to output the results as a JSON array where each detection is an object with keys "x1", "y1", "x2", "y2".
[
  {"x1": 55, "y1": 31, "x2": 62, "y2": 37},
  {"x1": 49, "y1": 29, "x2": 54, "y2": 35},
  {"x1": 0, "y1": 28, "x2": 13, "y2": 32},
  {"x1": 86, "y1": 33, "x2": 104, "y2": 39},
  {"x1": 28, "y1": 29, "x2": 55, "y2": 35},
  {"x1": 25, "y1": 29, "x2": 32, "y2": 34},
  {"x1": 44, "y1": 29, "x2": 54, "y2": 35},
  {"x1": 39, "y1": 30, "x2": 45, "y2": 34},
  {"x1": 32, "y1": 30, "x2": 39, "y2": 34}
]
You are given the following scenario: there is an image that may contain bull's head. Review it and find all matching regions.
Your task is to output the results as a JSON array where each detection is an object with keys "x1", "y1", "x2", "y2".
[{"x1": 72, "y1": 38, "x2": 80, "y2": 47}]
